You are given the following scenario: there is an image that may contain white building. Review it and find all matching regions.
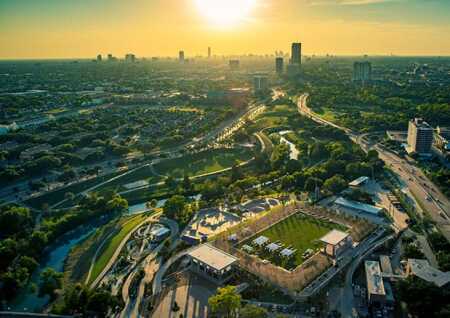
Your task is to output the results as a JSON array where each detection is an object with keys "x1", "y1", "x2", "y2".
[
  {"x1": 407, "y1": 118, "x2": 433, "y2": 155},
  {"x1": 188, "y1": 244, "x2": 238, "y2": 284},
  {"x1": 320, "y1": 229, "x2": 352, "y2": 258},
  {"x1": 333, "y1": 197, "x2": 384, "y2": 216},
  {"x1": 407, "y1": 259, "x2": 450, "y2": 287}
]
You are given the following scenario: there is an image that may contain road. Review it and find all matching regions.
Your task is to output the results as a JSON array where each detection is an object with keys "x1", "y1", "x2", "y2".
[
  {"x1": 119, "y1": 217, "x2": 179, "y2": 318},
  {"x1": 3, "y1": 102, "x2": 262, "y2": 210},
  {"x1": 297, "y1": 93, "x2": 450, "y2": 241},
  {"x1": 341, "y1": 233, "x2": 395, "y2": 318}
]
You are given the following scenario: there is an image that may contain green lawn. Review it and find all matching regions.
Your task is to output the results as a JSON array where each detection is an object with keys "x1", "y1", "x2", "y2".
[
  {"x1": 88, "y1": 213, "x2": 149, "y2": 285},
  {"x1": 153, "y1": 148, "x2": 253, "y2": 178},
  {"x1": 249, "y1": 214, "x2": 346, "y2": 267}
]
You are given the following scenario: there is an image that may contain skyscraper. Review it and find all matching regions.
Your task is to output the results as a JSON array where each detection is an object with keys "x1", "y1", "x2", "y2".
[
  {"x1": 407, "y1": 118, "x2": 434, "y2": 155},
  {"x1": 125, "y1": 53, "x2": 136, "y2": 62},
  {"x1": 96, "y1": 54, "x2": 102, "y2": 62},
  {"x1": 179, "y1": 50, "x2": 185, "y2": 62},
  {"x1": 291, "y1": 42, "x2": 302, "y2": 65},
  {"x1": 208, "y1": 47, "x2": 211, "y2": 58},
  {"x1": 275, "y1": 57, "x2": 284, "y2": 74},
  {"x1": 253, "y1": 75, "x2": 269, "y2": 92},
  {"x1": 353, "y1": 61, "x2": 372, "y2": 82}
]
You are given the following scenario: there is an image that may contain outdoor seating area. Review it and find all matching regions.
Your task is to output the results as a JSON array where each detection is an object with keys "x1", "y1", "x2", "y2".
[{"x1": 243, "y1": 235, "x2": 299, "y2": 270}]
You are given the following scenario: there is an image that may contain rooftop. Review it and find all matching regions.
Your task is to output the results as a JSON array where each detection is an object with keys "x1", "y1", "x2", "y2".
[
  {"x1": 320, "y1": 229, "x2": 350, "y2": 246},
  {"x1": 408, "y1": 259, "x2": 450, "y2": 287},
  {"x1": 349, "y1": 176, "x2": 369, "y2": 187},
  {"x1": 334, "y1": 197, "x2": 383, "y2": 215},
  {"x1": 188, "y1": 244, "x2": 238, "y2": 271},
  {"x1": 365, "y1": 261, "x2": 386, "y2": 296}
]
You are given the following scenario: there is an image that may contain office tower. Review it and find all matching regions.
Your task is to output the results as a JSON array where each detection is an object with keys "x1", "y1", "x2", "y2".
[
  {"x1": 229, "y1": 60, "x2": 240, "y2": 71},
  {"x1": 179, "y1": 50, "x2": 185, "y2": 62},
  {"x1": 125, "y1": 53, "x2": 136, "y2": 62},
  {"x1": 275, "y1": 57, "x2": 284, "y2": 74},
  {"x1": 353, "y1": 61, "x2": 372, "y2": 82},
  {"x1": 291, "y1": 42, "x2": 301, "y2": 65},
  {"x1": 407, "y1": 118, "x2": 433, "y2": 155},
  {"x1": 208, "y1": 47, "x2": 211, "y2": 58},
  {"x1": 253, "y1": 75, "x2": 269, "y2": 92},
  {"x1": 96, "y1": 54, "x2": 102, "y2": 62}
]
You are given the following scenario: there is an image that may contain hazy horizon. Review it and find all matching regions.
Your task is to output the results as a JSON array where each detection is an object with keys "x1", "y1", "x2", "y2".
[{"x1": 1, "y1": 0, "x2": 450, "y2": 59}]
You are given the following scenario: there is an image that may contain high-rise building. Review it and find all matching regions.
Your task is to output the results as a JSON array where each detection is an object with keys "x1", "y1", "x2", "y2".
[
  {"x1": 229, "y1": 60, "x2": 240, "y2": 71},
  {"x1": 208, "y1": 47, "x2": 211, "y2": 58},
  {"x1": 253, "y1": 75, "x2": 269, "y2": 92},
  {"x1": 407, "y1": 118, "x2": 434, "y2": 155},
  {"x1": 125, "y1": 53, "x2": 136, "y2": 62},
  {"x1": 275, "y1": 57, "x2": 284, "y2": 74},
  {"x1": 179, "y1": 50, "x2": 185, "y2": 62},
  {"x1": 291, "y1": 42, "x2": 302, "y2": 65},
  {"x1": 107, "y1": 54, "x2": 113, "y2": 61},
  {"x1": 96, "y1": 54, "x2": 102, "y2": 62},
  {"x1": 353, "y1": 61, "x2": 372, "y2": 82}
]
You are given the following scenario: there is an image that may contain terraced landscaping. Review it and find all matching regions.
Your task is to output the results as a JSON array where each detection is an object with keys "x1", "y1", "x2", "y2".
[{"x1": 88, "y1": 213, "x2": 150, "y2": 285}]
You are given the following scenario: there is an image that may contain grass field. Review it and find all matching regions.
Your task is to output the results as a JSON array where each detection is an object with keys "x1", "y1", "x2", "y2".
[
  {"x1": 153, "y1": 148, "x2": 253, "y2": 178},
  {"x1": 88, "y1": 213, "x2": 149, "y2": 285},
  {"x1": 251, "y1": 213, "x2": 346, "y2": 266}
]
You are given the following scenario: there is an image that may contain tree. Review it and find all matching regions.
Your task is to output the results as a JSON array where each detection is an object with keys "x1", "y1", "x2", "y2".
[
  {"x1": 304, "y1": 177, "x2": 322, "y2": 192},
  {"x1": 239, "y1": 304, "x2": 268, "y2": 318},
  {"x1": 182, "y1": 175, "x2": 192, "y2": 191},
  {"x1": 39, "y1": 268, "x2": 63, "y2": 298},
  {"x1": 323, "y1": 175, "x2": 347, "y2": 194},
  {"x1": 208, "y1": 286, "x2": 241, "y2": 318},
  {"x1": 0, "y1": 206, "x2": 32, "y2": 236},
  {"x1": 165, "y1": 176, "x2": 177, "y2": 189},
  {"x1": 163, "y1": 195, "x2": 187, "y2": 221},
  {"x1": 106, "y1": 194, "x2": 128, "y2": 213}
]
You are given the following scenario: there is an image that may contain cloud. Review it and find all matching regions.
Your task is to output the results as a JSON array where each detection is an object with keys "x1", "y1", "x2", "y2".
[{"x1": 309, "y1": 0, "x2": 406, "y2": 5}]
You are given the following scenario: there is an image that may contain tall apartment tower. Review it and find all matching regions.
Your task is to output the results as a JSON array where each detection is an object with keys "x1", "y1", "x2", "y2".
[
  {"x1": 275, "y1": 57, "x2": 284, "y2": 74},
  {"x1": 208, "y1": 47, "x2": 211, "y2": 58},
  {"x1": 407, "y1": 118, "x2": 434, "y2": 155},
  {"x1": 253, "y1": 75, "x2": 269, "y2": 92},
  {"x1": 353, "y1": 61, "x2": 372, "y2": 82},
  {"x1": 291, "y1": 42, "x2": 302, "y2": 65},
  {"x1": 179, "y1": 50, "x2": 185, "y2": 62}
]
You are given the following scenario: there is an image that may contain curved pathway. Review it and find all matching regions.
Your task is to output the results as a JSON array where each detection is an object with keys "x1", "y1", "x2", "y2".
[{"x1": 89, "y1": 212, "x2": 161, "y2": 289}]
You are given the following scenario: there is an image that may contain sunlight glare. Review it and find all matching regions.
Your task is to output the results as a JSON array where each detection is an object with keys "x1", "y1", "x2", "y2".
[{"x1": 195, "y1": 0, "x2": 257, "y2": 27}]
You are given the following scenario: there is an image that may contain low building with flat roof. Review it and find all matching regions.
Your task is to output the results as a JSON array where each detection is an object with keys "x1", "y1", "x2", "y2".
[
  {"x1": 188, "y1": 244, "x2": 238, "y2": 284},
  {"x1": 349, "y1": 176, "x2": 369, "y2": 187},
  {"x1": 365, "y1": 261, "x2": 386, "y2": 306},
  {"x1": 320, "y1": 229, "x2": 352, "y2": 258},
  {"x1": 334, "y1": 197, "x2": 384, "y2": 216},
  {"x1": 407, "y1": 259, "x2": 450, "y2": 287}
]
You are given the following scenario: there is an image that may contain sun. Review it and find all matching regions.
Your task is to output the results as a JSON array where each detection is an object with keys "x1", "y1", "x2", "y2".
[{"x1": 195, "y1": 0, "x2": 257, "y2": 27}]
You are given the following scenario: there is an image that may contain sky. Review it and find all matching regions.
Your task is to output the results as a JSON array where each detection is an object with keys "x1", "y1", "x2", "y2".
[{"x1": 1, "y1": 0, "x2": 450, "y2": 59}]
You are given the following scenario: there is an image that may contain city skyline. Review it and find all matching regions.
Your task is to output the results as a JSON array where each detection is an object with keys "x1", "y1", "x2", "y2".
[{"x1": 1, "y1": 0, "x2": 450, "y2": 59}]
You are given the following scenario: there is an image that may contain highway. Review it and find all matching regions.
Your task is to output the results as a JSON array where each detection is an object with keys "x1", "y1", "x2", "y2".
[{"x1": 297, "y1": 93, "x2": 450, "y2": 241}]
